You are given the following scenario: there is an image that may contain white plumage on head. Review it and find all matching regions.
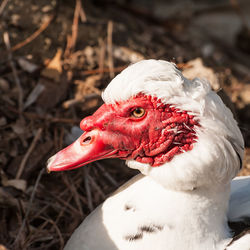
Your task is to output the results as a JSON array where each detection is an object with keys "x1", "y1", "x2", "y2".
[
  {"x1": 103, "y1": 60, "x2": 185, "y2": 105},
  {"x1": 103, "y1": 59, "x2": 244, "y2": 190}
]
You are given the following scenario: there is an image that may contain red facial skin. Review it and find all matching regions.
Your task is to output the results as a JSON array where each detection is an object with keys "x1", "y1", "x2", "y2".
[{"x1": 47, "y1": 95, "x2": 198, "y2": 172}]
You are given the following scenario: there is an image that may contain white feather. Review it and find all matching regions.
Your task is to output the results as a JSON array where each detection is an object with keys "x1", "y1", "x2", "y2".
[
  {"x1": 229, "y1": 176, "x2": 250, "y2": 222},
  {"x1": 65, "y1": 60, "x2": 249, "y2": 250}
]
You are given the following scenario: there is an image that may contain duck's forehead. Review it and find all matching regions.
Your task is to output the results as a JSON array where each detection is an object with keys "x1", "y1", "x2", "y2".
[
  {"x1": 111, "y1": 94, "x2": 163, "y2": 110},
  {"x1": 102, "y1": 60, "x2": 184, "y2": 105}
]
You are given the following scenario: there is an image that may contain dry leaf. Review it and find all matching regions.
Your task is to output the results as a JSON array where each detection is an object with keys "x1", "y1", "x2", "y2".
[
  {"x1": 239, "y1": 85, "x2": 250, "y2": 106},
  {"x1": 24, "y1": 83, "x2": 45, "y2": 109},
  {"x1": 2, "y1": 179, "x2": 27, "y2": 192},
  {"x1": 182, "y1": 58, "x2": 220, "y2": 90},
  {"x1": 0, "y1": 78, "x2": 10, "y2": 92},
  {"x1": 63, "y1": 75, "x2": 101, "y2": 109},
  {"x1": 7, "y1": 141, "x2": 53, "y2": 179},
  {"x1": 0, "y1": 117, "x2": 7, "y2": 126},
  {"x1": 17, "y1": 58, "x2": 39, "y2": 73},
  {"x1": 0, "y1": 169, "x2": 27, "y2": 192},
  {"x1": 41, "y1": 48, "x2": 62, "y2": 82},
  {"x1": 0, "y1": 187, "x2": 18, "y2": 207},
  {"x1": 0, "y1": 153, "x2": 7, "y2": 165},
  {"x1": 113, "y1": 46, "x2": 145, "y2": 63},
  {"x1": 11, "y1": 119, "x2": 26, "y2": 135},
  {"x1": 36, "y1": 75, "x2": 69, "y2": 110},
  {"x1": 0, "y1": 244, "x2": 9, "y2": 250}
]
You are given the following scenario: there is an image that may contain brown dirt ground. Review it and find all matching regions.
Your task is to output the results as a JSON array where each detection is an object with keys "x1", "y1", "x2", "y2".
[{"x1": 0, "y1": 0, "x2": 250, "y2": 249}]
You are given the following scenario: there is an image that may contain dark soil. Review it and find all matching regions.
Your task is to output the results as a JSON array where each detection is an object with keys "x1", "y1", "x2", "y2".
[{"x1": 0, "y1": 0, "x2": 250, "y2": 249}]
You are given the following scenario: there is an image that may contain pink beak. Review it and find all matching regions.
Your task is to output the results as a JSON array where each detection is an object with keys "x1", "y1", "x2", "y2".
[{"x1": 47, "y1": 129, "x2": 117, "y2": 172}]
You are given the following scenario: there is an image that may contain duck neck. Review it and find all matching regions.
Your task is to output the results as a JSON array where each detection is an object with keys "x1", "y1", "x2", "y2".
[
  {"x1": 127, "y1": 159, "x2": 233, "y2": 248},
  {"x1": 161, "y1": 181, "x2": 232, "y2": 249}
]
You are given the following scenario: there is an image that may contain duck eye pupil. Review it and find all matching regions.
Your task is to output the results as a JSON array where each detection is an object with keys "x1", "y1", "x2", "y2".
[{"x1": 132, "y1": 107, "x2": 145, "y2": 118}]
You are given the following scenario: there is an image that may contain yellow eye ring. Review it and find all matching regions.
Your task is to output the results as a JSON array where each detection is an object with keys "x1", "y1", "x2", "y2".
[{"x1": 131, "y1": 107, "x2": 145, "y2": 118}]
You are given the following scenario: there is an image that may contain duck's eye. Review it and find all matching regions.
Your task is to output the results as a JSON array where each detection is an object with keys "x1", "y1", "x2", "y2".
[{"x1": 131, "y1": 107, "x2": 145, "y2": 118}]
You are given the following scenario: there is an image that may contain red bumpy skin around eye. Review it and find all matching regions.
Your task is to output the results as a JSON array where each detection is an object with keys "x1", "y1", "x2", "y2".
[
  {"x1": 80, "y1": 95, "x2": 198, "y2": 166},
  {"x1": 47, "y1": 94, "x2": 198, "y2": 172}
]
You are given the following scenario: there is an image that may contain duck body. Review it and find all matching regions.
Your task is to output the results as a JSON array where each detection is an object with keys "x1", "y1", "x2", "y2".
[
  {"x1": 47, "y1": 60, "x2": 250, "y2": 250},
  {"x1": 65, "y1": 175, "x2": 233, "y2": 250}
]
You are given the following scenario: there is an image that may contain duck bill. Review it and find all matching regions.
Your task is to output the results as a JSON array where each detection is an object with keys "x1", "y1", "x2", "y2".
[{"x1": 47, "y1": 130, "x2": 117, "y2": 172}]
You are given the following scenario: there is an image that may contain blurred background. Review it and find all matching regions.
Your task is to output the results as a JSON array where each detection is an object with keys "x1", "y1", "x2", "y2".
[{"x1": 0, "y1": 0, "x2": 250, "y2": 249}]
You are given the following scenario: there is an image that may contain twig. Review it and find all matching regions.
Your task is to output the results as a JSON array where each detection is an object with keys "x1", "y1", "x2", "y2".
[
  {"x1": 3, "y1": 32, "x2": 24, "y2": 113},
  {"x1": 39, "y1": 216, "x2": 64, "y2": 249},
  {"x1": 65, "y1": 0, "x2": 86, "y2": 57},
  {"x1": 22, "y1": 219, "x2": 50, "y2": 248},
  {"x1": 31, "y1": 188, "x2": 70, "y2": 219},
  {"x1": 95, "y1": 162, "x2": 119, "y2": 187},
  {"x1": 13, "y1": 168, "x2": 45, "y2": 248},
  {"x1": 53, "y1": 127, "x2": 59, "y2": 152},
  {"x1": 64, "y1": 35, "x2": 73, "y2": 59},
  {"x1": 24, "y1": 215, "x2": 64, "y2": 249},
  {"x1": 73, "y1": 175, "x2": 89, "y2": 206},
  {"x1": 16, "y1": 128, "x2": 43, "y2": 179},
  {"x1": 71, "y1": 0, "x2": 81, "y2": 50},
  {"x1": 7, "y1": 106, "x2": 80, "y2": 124},
  {"x1": 11, "y1": 15, "x2": 55, "y2": 52},
  {"x1": 43, "y1": 186, "x2": 83, "y2": 216},
  {"x1": 81, "y1": 64, "x2": 189, "y2": 76},
  {"x1": 82, "y1": 65, "x2": 127, "y2": 76},
  {"x1": 55, "y1": 194, "x2": 74, "y2": 225},
  {"x1": 61, "y1": 174, "x2": 84, "y2": 218},
  {"x1": 32, "y1": 115, "x2": 79, "y2": 124},
  {"x1": 0, "y1": 0, "x2": 9, "y2": 17},
  {"x1": 98, "y1": 38, "x2": 106, "y2": 76},
  {"x1": 79, "y1": 1, "x2": 87, "y2": 22},
  {"x1": 17, "y1": 199, "x2": 30, "y2": 236},
  {"x1": 78, "y1": 194, "x2": 89, "y2": 207},
  {"x1": 83, "y1": 168, "x2": 94, "y2": 211},
  {"x1": 176, "y1": 63, "x2": 192, "y2": 70},
  {"x1": 59, "y1": 127, "x2": 65, "y2": 150},
  {"x1": 88, "y1": 174, "x2": 106, "y2": 199},
  {"x1": 63, "y1": 93, "x2": 101, "y2": 109},
  {"x1": 230, "y1": 0, "x2": 249, "y2": 31},
  {"x1": 107, "y1": 21, "x2": 114, "y2": 78}
]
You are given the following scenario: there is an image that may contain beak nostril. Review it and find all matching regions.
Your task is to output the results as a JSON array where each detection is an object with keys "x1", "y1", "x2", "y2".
[{"x1": 82, "y1": 136, "x2": 92, "y2": 144}]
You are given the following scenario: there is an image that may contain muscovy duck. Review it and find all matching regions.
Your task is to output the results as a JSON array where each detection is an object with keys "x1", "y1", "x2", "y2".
[{"x1": 47, "y1": 60, "x2": 250, "y2": 250}]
